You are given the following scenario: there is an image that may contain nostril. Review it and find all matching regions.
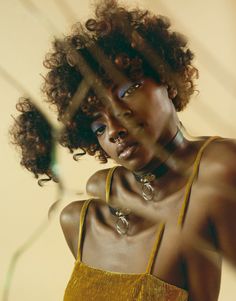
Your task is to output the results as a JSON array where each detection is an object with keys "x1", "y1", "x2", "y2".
[
  {"x1": 109, "y1": 129, "x2": 128, "y2": 143},
  {"x1": 118, "y1": 130, "x2": 127, "y2": 138}
]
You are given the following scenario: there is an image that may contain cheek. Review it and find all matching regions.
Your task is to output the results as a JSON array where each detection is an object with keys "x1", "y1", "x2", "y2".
[
  {"x1": 145, "y1": 95, "x2": 172, "y2": 131},
  {"x1": 129, "y1": 99, "x2": 171, "y2": 135},
  {"x1": 97, "y1": 137, "x2": 117, "y2": 159},
  {"x1": 120, "y1": 102, "x2": 170, "y2": 146}
]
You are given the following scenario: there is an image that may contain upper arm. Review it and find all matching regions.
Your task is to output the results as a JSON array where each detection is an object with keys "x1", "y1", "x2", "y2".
[
  {"x1": 60, "y1": 201, "x2": 85, "y2": 259},
  {"x1": 183, "y1": 243, "x2": 221, "y2": 301},
  {"x1": 211, "y1": 194, "x2": 236, "y2": 265},
  {"x1": 208, "y1": 139, "x2": 236, "y2": 264},
  {"x1": 184, "y1": 139, "x2": 235, "y2": 299}
]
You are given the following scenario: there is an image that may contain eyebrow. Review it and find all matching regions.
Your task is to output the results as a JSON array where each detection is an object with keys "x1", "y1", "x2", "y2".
[{"x1": 90, "y1": 112, "x2": 103, "y2": 121}]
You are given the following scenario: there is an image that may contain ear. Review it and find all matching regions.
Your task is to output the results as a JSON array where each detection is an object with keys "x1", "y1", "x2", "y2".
[{"x1": 167, "y1": 86, "x2": 178, "y2": 100}]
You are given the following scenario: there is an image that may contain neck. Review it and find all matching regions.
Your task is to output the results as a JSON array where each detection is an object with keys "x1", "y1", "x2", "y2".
[
  {"x1": 130, "y1": 131, "x2": 200, "y2": 204},
  {"x1": 133, "y1": 129, "x2": 190, "y2": 179}
]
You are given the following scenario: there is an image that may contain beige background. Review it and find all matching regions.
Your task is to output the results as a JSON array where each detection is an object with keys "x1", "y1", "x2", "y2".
[{"x1": 1, "y1": 0, "x2": 236, "y2": 300}]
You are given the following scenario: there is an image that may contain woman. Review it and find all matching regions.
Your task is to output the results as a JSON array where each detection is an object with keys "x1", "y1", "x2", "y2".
[{"x1": 10, "y1": 0, "x2": 236, "y2": 300}]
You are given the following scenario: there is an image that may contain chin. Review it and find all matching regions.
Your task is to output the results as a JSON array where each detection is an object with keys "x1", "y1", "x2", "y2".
[
  {"x1": 113, "y1": 144, "x2": 156, "y2": 171},
  {"x1": 118, "y1": 155, "x2": 154, "y2": 172}
]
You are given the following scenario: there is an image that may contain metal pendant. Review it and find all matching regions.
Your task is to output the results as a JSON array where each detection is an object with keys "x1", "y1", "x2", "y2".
[
  {"x1": 116, "y1": 215, "x2": 129, "y2": 235},
  {"x1": 109, "y1": 207, "x2": 130, "y2": 235},
  {"x1": 142, "y1": 182, "x2": 155, "y2": 201}
]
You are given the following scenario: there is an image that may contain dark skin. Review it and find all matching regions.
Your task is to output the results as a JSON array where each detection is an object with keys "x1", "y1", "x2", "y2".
[{"x1": 60, "y1": 78, "x2": 236, "y2": 301}]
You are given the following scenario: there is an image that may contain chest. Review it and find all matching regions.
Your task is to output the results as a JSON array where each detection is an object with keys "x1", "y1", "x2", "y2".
[{"x1": 80, "y1": 185, "x2": 213, "y2": 289}]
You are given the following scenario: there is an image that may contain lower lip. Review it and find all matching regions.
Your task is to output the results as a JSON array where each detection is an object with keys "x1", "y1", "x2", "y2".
[{"x1": 118, "y1": 144, "x2": 139, "y2": 160}]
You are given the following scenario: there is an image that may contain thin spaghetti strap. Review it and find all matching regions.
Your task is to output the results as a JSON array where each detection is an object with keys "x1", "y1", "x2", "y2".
[
  {"x1": 77, "y1": 199, "x2": 93, "y2": 262},
  {"x1": 177, "y1": 136, "x2": 220, "y2": 227},
  {"x1": 145, "y1": 222, "x2": 165, "y2": 274},
  {"x1": 105, "y1": 166, "x2": 119, "y2": 203},
  {"x1": 77, "y1": 166, "x2": 118, "y2": 261},
  {"x1": 145, "y1": 136, "x2": 219, "y2": 275}
]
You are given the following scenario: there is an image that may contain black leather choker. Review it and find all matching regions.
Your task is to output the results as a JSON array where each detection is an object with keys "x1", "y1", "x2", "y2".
[{"x1": 133, "y1": 163, "x2": 169, "y2": 183}]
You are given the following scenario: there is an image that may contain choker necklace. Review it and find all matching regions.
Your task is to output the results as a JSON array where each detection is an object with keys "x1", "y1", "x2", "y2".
[
  {"x1": 133, "y1": 130, "x2": 184, "y2": 202},
  {"x1": 108, "y1": 206, "x2": 130, "y2": 235}
]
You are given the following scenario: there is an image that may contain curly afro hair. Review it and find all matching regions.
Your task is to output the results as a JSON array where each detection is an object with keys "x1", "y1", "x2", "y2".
[
  {"x1": 10, "y1": 0, "x2": 198, "y2": 183},
  {"x1": 9, "y1": 98, "x2": 55, "y2": 183}
]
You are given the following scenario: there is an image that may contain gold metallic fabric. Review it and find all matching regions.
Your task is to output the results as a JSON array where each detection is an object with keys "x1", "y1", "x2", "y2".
[
  {"x1": 64, "y1": 260, "x2": 188, "y2": 300},
  {"x1": 63, "y1": 136, "x2": 219, "y2": 301}
]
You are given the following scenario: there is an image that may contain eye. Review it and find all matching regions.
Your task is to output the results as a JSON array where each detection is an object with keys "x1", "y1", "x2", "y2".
[
  {"x1": 91, "y1": 124, "x2": 106, "y2": 137},
  {"x1": 121, "y1": 82, "x2": 143, "y2": 98}
]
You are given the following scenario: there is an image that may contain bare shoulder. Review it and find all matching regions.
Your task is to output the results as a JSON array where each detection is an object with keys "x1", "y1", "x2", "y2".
[
  {"x1": 202, "y1": 137, "x2": 236, "y2": 161},
  {"x1": 200, "y1": 137, "x2": 236, "y2": 184},
  {"x1": 86, "y1": 166, "x2": 125, "y2": 197},
  {"x1": 60, "y1": 200, "x2": 86, "y2": 259},
  {"x1": 86, "y1": 168, "x2": 111, "y2": 195},
  {"x1": 196, "y1": 137, "x2": 236, "y2": 212}
]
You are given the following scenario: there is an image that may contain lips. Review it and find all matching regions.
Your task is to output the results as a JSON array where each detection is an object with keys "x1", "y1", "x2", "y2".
[{"x1": 117, "y1": 141, "x2": 139, "y2": 159}]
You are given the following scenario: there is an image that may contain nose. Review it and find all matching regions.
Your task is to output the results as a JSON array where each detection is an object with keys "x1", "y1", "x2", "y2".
[{"x1": 108, "y1": 115, "x2": 128, "y2": 143}]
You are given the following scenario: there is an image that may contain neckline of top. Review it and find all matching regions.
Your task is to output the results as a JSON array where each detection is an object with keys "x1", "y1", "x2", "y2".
[{"x1": 76, "y1": 260, "x2": 188, "y2": 294}]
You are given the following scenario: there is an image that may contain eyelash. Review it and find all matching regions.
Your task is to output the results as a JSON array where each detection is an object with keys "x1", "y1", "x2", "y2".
[
  {"x1": 94, "y1": 125, "x2": 106, "y2": 137},
  {"x1": 122, "y1": 82, "x2": 143, "y2": 98}
]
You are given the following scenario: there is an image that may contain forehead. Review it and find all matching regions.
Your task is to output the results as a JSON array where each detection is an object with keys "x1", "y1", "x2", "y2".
[
  {"x1": 86, "y1": 102, "x2": 116, "y2": 120},
  {"x1": 80, "y1": 79, "x2": 129, "y2": 113}
]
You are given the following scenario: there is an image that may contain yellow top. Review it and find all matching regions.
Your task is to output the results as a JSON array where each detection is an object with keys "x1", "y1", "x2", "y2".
[{"x1": 63, "y1": 136, "x2": 218, "y2": 301}]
